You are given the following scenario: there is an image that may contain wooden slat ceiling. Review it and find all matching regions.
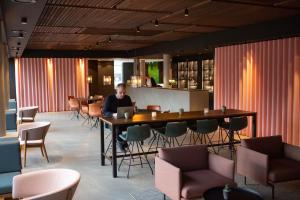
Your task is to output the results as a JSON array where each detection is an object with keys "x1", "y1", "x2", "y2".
[{"x1": 26, "y1": 0, "x2": 300, "y2": 51}]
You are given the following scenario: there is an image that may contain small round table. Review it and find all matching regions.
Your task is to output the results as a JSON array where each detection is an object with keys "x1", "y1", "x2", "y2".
[{"x1": 203, "y1": 186, "x2": 264, "y2": 200}]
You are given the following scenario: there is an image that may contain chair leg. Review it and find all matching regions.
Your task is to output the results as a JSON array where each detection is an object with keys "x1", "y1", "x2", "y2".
[
  {"x1": 163, "y1": 194, "x2": 166, "y2": 200},
  {"x1": 24, "y1": 145, "x2": 27, "y2": 167},
  {"x1": 43, "y1": 144, "x2": 49, "y2": 163},
  {"x1": 40, "y1": 146, "x2": 44, "y2": 157},
  {"x1": 244, "y1": 176, "x2": 247, "y2": 185},
  {"x1": 135, "y1": 142, "x2": 143, "y2": 168},
  {"x1": 206, "y1": 133, "x2": 217, "y2": 154},
  {"x1": 138, "y1": 142, "x2": 153, "y2": 175},
  {"x1": 270, "y1": 184, "x2": 275, "y2": 200}
]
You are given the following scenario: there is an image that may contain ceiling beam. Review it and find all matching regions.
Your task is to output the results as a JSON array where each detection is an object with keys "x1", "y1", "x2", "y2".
[
  {"x1": 158, "y1": 22, "x2": 233, "y2": 29},
  {"x1": 211, "y1": 0, "x2": 300, "y2": 10},
  {"x1": 45, "y1": 3, "x2": 172, "y2": 14}
]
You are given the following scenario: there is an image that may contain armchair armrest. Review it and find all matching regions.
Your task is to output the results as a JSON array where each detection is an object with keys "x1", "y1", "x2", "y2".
[
  {"x1": 237, "y1": 146, "x2": 269, "y2": 185},
  {"x1": 155, "y1": 157, "x2": 181, "y2": 200},
  {"x1": 208, "y1": 153, "x2": 235, "y2": 180},
  {"x1": 284, "y1": 143, "x2": 300, "y2": 162}
]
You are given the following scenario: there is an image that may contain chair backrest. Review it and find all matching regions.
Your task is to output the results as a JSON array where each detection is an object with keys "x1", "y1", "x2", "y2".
[
  {"x1": 18, "y1": 122, "x2": 51, "y2": 142},
  {"x1": 241, "y1": 135, "x2": 283, "y2": 158},
  {"x1": 68, "y1": 96, "x2": 75, "y2": 100},
  {"x1": 80, "y1": 99, "x2": 88, "y2": 106},
  {"x1": 196, "y1": 119, "x2": 218, "y2": 134},
  {"x1": 12, "y1": 169, "x2": 80, "y2": 200},
  {"x1": 68, "y1": 99, "x2": 80, "y2": 109},
  {"x1": 229, "y1": 116, "x2": 248, "y2": 131},
  {"x1": 165, "y1": 121, "x2": 187, "y2": 137},
  {"x1": 9, "y1": 99, "x2": 17, "y2": 110},
  {"x1": 159, "y1": 145, "x2": 208, "y2": 171},
  {"x1": 0, "y1": 138, "x2": 21, "y2": 173},
  {"x1": 146, "y1": 105, "x2": 161, "y2": 112},
  {"x1": 19, "y1": 106, "x2": 39, "y2": 118},
  {"x1": 126, "y1": 125, "x2": 151, "y2": 142},
  {"x1": 88, "y1": 103, "x2": 102, "y2": 117}
]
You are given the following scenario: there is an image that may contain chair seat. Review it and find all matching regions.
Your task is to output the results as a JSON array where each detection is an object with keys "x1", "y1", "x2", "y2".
[
  {"x1": 19, "y1": 139, "x2": 43, "y2": 145},
  {"x1": 119, "y1": 132, "x2": 127, "y2": 141},
  {"x1": 0, "y1": 172, "x2": 21, "y2": 195},
  {"x1": 181, "y1": 170, "x2": 236, "y2": 199},
  {"x1": 269, "y1": 158, "x2": 300, "y2": 182},
  {"x1": 20, "y1": 117, "x2": 34, "y2": 122},
  {"x1": 81, "y1": 106, "x2": 88, "y2": 114}
]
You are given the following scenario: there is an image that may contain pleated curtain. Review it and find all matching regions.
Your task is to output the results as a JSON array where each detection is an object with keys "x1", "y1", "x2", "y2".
[
  {"x1": 214, "y1": 37, "x2": 300, "y2": 146},
  {"x1": 15, "y1": 58, "x2": 88, "y2": 112}
]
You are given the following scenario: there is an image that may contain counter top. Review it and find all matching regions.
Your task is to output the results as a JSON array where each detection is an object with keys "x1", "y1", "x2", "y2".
[{"x1": 128, "y1": 86, "x2": 208, "y2": 92}]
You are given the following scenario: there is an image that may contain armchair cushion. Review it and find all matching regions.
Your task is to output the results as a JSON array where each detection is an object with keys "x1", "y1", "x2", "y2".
[
  {"x1": 269, "y1": 158, "x2": 300, "y2": 182},
  {"x1": 241, "y1": 135, "x2": 283, "y2": 158},
  {"x1": 0, "y1": 172, "x2": 20, "y2": 194},
  {"x1": 284, "y1": 143, "x2": 300, "y2": 162},
  {"x1": 158, "y1": 145, "x2": 208, "y2": 172},
  {"x1": 0, "y1": 139, "x2": 21, "y2": 173},
  {"x1": 181, "y1": 170, "x2": 236, "y2": 199}
]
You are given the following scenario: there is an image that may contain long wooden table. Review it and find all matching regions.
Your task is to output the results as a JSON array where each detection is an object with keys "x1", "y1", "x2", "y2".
[{"x1": 99, "y1": 109, "x2": 257, "y2": 178}]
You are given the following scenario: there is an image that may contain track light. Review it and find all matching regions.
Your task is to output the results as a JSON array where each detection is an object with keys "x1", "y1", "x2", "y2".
[
  {"x1": 136, "y1": 27, "x2": 141, "y2": 33},
  {"x1": 184, "y1": 8, "x2": 189, "y2": 17},
  {"x1": 17, "y1": 42, "x2": 21, "y2": 46},
  {"x1": 108, "y1": 37, "x2": 112, "y2": 43},
  {"x1": 154, "y1": 19, "x2": 159, "y2": 27},
  {"x1": 17, "y1": 32, "x2": 24, "y2": 38},
  {"x1": 21, "y1": 17, "x2": 28, "y2": 24},
  {"x1": 11, "y1": 0, "x2": 36, "y2": 3}
]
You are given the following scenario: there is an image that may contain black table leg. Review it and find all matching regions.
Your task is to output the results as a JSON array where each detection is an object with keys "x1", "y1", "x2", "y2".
[
  {"x1": 100, "y1": 120, "x2": 105, "y2": 166},
  {"x1": 252, "y1": 113, "x2": 257, "y2": 138},
  {"x1": 112, "y1": 125, "x2": 117, "y2": 178}
]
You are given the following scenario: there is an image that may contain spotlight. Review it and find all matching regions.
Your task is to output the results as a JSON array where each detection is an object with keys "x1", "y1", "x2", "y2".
[
  {"x1": 17, "y1": 32, "x2": 24, "y2": 38},
  {"x1": 17, "y1": 42, "x2": 21, "y2": 46},
  {"x1": 154, "y1": 19, "x2": 159, "y2": 27},
  {"x1": 21, "y1": 17, "x2": 28, "y2": 24},
  {"x1": 184, "y1": 8, "x2": 189, "y2": 17},
  {"x1": 108, "y1": 37, "x2": 112, "y2": 43},
  {"x1": 136, "y1": 27, "x2": 141, "y2": 33}
]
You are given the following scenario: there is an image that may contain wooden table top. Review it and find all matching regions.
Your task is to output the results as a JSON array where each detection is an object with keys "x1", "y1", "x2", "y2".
[{"x1": 100, "y1": 109, "x2": 256, "y2": 126}]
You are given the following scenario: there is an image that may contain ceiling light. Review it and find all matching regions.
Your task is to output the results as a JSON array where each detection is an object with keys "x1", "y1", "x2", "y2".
[
  {"x1": 17, "y1": 32, "x2": 24, "y2": 38},
  {"x1": 17, "y1": 42, "x2": 21, "y2": 46},
  {"x1": 108, "y1": 37, "x2": 112, "y2": 43},
  {"x1": 136, "y1": 27, "x2": 141, "y2": 33},
  {"x1": 96, "y1": 42, "x2": 100, "y2": 46},
  {"x1": 11, "y1": 47, "x2": 17, "y2": 50},
  {"x1": 184, "y1": 8, "x2": 189, "y2": 17},
  {"x1": 21, "y1": 17, "x2": 28, "y2": 24},
  {"x1": 154, "y1": 19, "x2": 159, "y2": 27},
  {"x1": 11, "y1": 0, "x2": 36, "y2": 3}
]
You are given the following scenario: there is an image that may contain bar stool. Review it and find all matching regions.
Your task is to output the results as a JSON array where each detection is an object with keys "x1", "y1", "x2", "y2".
[
  {"x1": 220, "y1": 116, "x2": 248, "y2": 158},
  {"x1": 118, "y1": 125, "x2": 153, "y2": 178},
  {"x1": 150, "y1": 122, "x2": 187, "y2": 149},
  {"x1": 194, "y1": 119, "x2": 219, "y2": 153}
]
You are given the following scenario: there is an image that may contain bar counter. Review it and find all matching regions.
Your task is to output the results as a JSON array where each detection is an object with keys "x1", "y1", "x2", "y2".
[{"x1": 127, "y1": 87, "x2": 209, "y2": 112}]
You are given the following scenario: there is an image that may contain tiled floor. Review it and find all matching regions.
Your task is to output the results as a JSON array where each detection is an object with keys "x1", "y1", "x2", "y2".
[{"x1": 11, "y1": 111, "x2": 300, "y2": 200}]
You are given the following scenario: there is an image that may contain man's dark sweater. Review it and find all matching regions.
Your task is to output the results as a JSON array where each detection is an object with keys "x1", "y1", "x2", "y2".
[{"x1": 103, "y1": 94, "x2": 132, "y2": 117}]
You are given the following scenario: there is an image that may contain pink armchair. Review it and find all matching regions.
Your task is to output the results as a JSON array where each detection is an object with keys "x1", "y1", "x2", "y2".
[
  {"x1": 155, "y1": 145, "x2": 236, "y2": 200},
  {"x1": 237, "y1": 135, "x2": 300, "y2": 199}
]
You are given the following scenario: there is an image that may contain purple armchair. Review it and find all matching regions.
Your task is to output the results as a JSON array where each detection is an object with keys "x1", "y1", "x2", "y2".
[
  {"x1": 237, "y1": 135, "x2": 300, "y2": 199},
  {"x1": 155, "y1": 145, "x2": 236, "y2": 200}
]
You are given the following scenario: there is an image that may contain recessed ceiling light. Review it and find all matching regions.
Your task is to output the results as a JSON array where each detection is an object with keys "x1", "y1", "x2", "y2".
[
  {"x1": 17, "y1": 32, "x2": 24, "y2": 39},
  {"x1": 108, "y1": 37, "x2": 112, "y2": 43},
  {"x1": 21, "y1": 17, "x2": 28, "y2": 24},
  {"x1": 154, "y1": 19, "x2": 159, "y2": 27},
  {"x1": 136, "y1": 27, "x2": 141, "y2": 33},
  {"x1": 184, "y1": 8, "x2": 189, "y2": 17},
  {"x1": 17, "y1": 42, "x2": 21, "y2": 46},
  {"x1": 11, "y1": 0, "x2": 37, "y2": 3}
]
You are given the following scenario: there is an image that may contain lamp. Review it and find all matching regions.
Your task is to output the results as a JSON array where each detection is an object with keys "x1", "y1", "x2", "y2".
[
  {"x1": 131, "y1": 76, "x2": 142, "y2": 88},
  {"x1": 154, "y1": 19, "x2": 159, "y2": 27},
  {"x1": 87, "y1": 75, "x2": 93, "y2": 84},
  {"x1": 184, "y1": 8, "x2": 189, "y2": 17},
  {"x1": 103, "y1": 76, "x2": 112, "y2": 85},
  {"x1": 21, "y1": 17, "x2": 28, "y2": 24}
]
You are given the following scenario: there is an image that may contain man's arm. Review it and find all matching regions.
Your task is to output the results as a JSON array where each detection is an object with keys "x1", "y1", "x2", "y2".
[{"x1": 103, "y1": 96, "x2": 113, "y2": 117}]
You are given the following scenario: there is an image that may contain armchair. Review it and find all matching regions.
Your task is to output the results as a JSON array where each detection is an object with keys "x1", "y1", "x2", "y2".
[
  {"x1": 0, "y1": 138, "x2": 22, "y2": 198},
  {"x1": 237, "y1": 135, "x2": 300, "y2": 199},
  {"x1": 155, "y1": 145, "x2": 236, "y2": 200}
]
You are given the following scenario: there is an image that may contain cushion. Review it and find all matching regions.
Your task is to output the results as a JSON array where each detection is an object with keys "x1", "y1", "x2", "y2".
[
  {"x1": 159, "y1": 145, "x2": 208, "y2": 172},
  {"x1": 181, "y1": 170, "x2": 236, "y2": 199},
  {"x1": 241, "y1": 135, "x2": 283, "y2": 158},
  {"x1": 0, "y1": 139, "x2": 21, "y2": 173},
  {"x1": 0, "y1": 172, "x2": 20, "y2": 194},
  {"x1": 268, "y1": 158, "x2": 300, "y2": 182}
]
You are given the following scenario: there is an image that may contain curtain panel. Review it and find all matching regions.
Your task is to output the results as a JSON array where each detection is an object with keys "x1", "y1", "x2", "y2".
[
  {"x1": 15, "y1": 58, "x2": 88, "y2": 112},
  {"x1": 214, "y1": 37, "x2": 300, "y2": 146}
]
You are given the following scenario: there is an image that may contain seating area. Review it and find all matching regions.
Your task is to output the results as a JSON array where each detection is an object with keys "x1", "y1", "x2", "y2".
[{"x1": 1, "y1": 1, "x2": 300, "y2": 200}]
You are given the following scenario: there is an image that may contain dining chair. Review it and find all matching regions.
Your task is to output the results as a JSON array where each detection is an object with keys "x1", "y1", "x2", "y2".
[
  {"x1": 68, "y1": 98, "x2": 80, "y2": 120},
  {"x1": 12, "y1": 169, "x2": 80, "y2": 200},
  {"x1": 18, "y1": 121, "x2": 51, "y2": 167},
  {"x1": 18, "y1": 106, "x2": 39, "y2": 123},
  {"x1": 88, "y1": 103, "x2": 102, "y2": 129}
]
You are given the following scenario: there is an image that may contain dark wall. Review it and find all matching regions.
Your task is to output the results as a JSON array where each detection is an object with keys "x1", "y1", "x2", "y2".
[
  {"x1": 122, "y1": 62, "x2": 134, "y2": 84},
  {"x1": 9, "y1": 58, "x2": 16, "y2": 99},
  {"x1": 98, "y1": 61, "x2": 114, "y2": 97},
  {"x1": 88, "y1": 60, "x2": 115, "y2": 97}
]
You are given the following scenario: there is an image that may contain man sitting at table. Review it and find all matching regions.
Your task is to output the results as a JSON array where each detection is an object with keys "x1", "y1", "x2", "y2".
[{"x1": 103, "y1": 83, "x2": 133, "y2": 152}]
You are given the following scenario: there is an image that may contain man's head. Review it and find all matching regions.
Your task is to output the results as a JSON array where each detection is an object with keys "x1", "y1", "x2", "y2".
[{"x1": 115, "y1": 83, "x2": 126, "y2": 99}]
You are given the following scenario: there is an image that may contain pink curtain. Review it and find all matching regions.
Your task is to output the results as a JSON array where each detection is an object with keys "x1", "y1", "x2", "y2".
[
  {"x1": 214, "y1": 37, "x2": 300, "y2": 146},
  {"x1": 15, "y1": 58, "x2": 88, "y2": 112}
]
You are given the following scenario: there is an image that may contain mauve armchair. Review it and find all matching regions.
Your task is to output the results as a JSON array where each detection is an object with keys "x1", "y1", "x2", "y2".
[
  {"x1": 155, "y1": 145, "x2": 236, "y2": 200},
  {"x1": 237, "y1": 135, "x2": 300, "y2": 199},
  {"x1": 12, "y1": 168, "x2": 80, "y2": 200}
]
